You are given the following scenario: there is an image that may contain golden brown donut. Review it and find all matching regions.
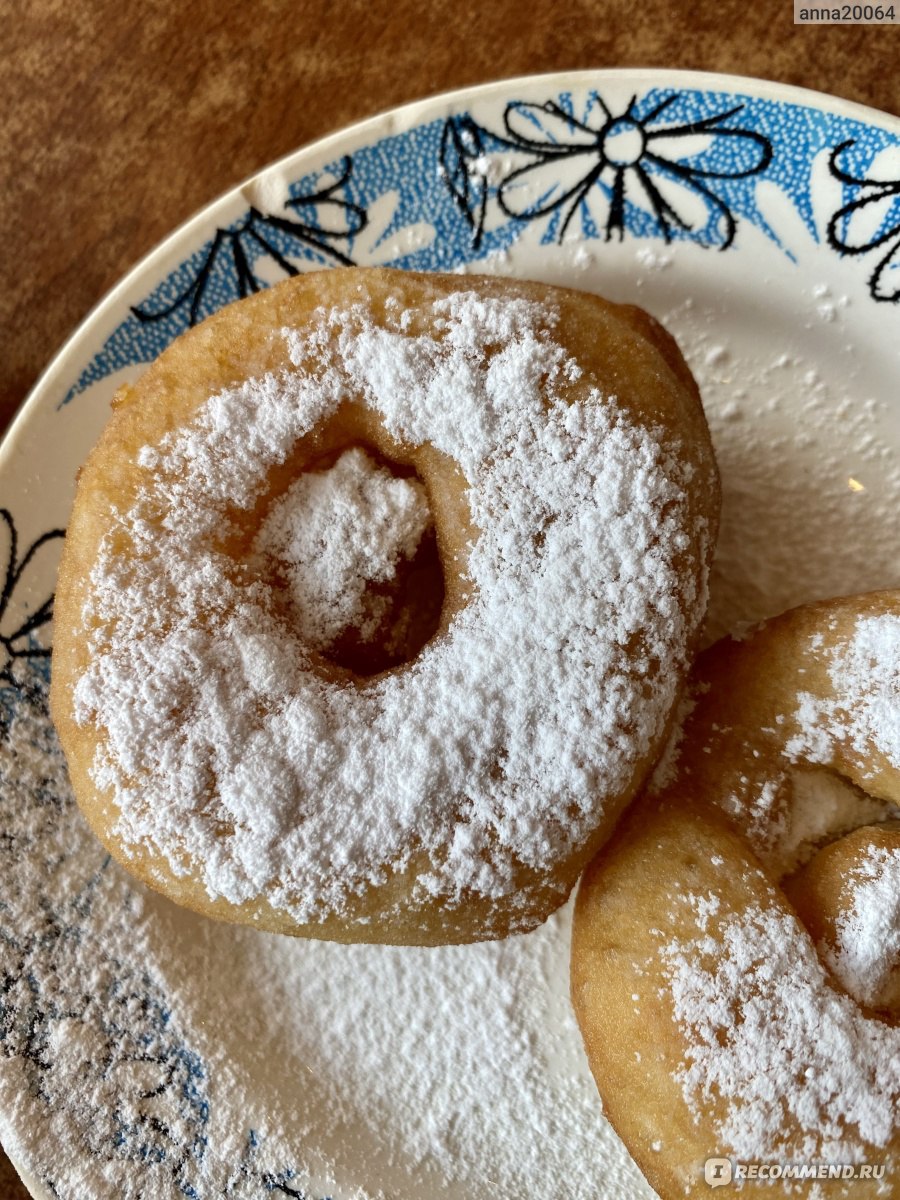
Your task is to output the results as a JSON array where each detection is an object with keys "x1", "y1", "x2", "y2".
[
  {"x1": 784, "y1": 821, "x2": 900, "y2": 1014},
  {"x1": 51, "y1": 266, "x2": 718, "y2": 945},
  {"x1": 571, "y1": 591, "x2": 900, "y2": 1197}
]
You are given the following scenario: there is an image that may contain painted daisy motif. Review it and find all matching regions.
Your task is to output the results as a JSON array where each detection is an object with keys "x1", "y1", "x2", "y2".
[
  {"x1": 828, "y1": 139, "x2": 900, "y2": 303},
  {"x1": 486, "y1": 92, "x2": 772, "y2": 247},
  {"x1": 133, "y1": 157, "x2": 368, "y2": 327}
]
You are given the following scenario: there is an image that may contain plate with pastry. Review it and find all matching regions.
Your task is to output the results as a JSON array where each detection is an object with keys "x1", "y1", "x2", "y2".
[{"x1": 0, "y1": 69, "x2": 898, "y2": 1199}]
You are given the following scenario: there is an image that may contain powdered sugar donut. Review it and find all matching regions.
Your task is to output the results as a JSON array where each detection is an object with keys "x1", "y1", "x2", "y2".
[
  {"x1": 51, "y1": 268, "x2": 718, "y2": 944},
  {"x1": 571, "y1": 592, "x2": 900, "y2": 1196}
]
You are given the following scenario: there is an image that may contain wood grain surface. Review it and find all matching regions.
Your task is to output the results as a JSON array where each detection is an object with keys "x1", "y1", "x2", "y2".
[{"x1": 2, "y1": 0, "x2": 898, "y2": 1196}]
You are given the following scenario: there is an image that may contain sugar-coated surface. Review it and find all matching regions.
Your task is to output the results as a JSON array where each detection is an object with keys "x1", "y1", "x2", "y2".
[
  {"x1": 1, "y1": 671, "x2": 655, "y2": 1200},
  {"x1": 253, "y1": 446, "x2": 432, "y2": 652},
  {"x1": 655, "y1": 613, "x2": 900, "y2": 1169},
  {"x1": 828, "y1": 845, "x2": 900, "y2": 1010},
  {"x1": 778, "y1": 769, "x2": 896, "y2": 879},
  {"x1": 702, "y1": 615, "x2": 900, "y2": 878},
  {"x1": 662, "y1": 898, "x2": 900, "y2": 1162},
  {"x1": 788, "y1": 615, "x2": 900, "y2": 775},
  {"x1": 73, "y1": 292, "x2": 703, "y2": 922}
]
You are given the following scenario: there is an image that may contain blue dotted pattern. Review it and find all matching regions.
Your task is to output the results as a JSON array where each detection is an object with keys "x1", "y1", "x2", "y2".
[{"x1": 59, "y1": 86, "x2": 900, "y2": 409}]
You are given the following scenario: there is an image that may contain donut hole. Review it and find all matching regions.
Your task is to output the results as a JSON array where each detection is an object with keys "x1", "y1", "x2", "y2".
[
  {"x1": 783, "y1": 820, "x2": 900, "y2": 1020},
  {"x1": 253, "y1": 442, "x2": 446, "y2": 678},
  {"x1": 776, "y1": 767, "x2": 899, "y2": 878},
  {"x1": 321, "y1": 514, "x2": 445, "y2": 677}
]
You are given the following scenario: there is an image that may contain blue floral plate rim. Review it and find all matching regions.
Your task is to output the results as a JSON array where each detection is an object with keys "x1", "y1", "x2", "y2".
[{"x1": 5, "y1": 66, "x2": 899, "y2": 470}]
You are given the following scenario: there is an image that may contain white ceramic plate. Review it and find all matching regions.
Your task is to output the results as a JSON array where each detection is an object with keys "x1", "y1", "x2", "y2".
[{"x1": 1, "y1": 70, "x2": 899, "y2": 1200}]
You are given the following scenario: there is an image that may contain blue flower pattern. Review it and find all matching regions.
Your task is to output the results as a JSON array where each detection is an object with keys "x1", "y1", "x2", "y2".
[
  {"x1": 63, "y1": 85, "x2": 900, "y2": 410},
  {"x1": 468, "y1": 92, "x2": 771, "y2": 247},
  {"x1": 132, "y1": 158, "x2": 367, "y2": 329},
  {"x1": 0, "y1": 511, "x2": 64, "y2": 691}
]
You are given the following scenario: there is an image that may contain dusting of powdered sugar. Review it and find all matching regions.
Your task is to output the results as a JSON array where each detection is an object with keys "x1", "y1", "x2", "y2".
[
  {"x1": 662, "y1": 897, "x2": 900, "y2": 1163},
  {"x1": 657, "y1": 613, "x2": 900, "y2": 879},
  {"x1": 826, "y1": 844, "x2": 900, "y2": 1011},
  {"x1": 662, "y1": 300, "x2": 900, "y2": 645},
  {"x1": 786, "y1": 614, "x2": 900, "y2": 775},
  {"x1": 252, "y1": 446, "x2": 431, "y2": 652},
  {"x1": 646, "y1": 692, "x2": 697, "y2": 795},
  {"x1": 6, "y1": 181, "x2": 900, "y2": 1200},
  {"x1": 0, "y1": 673, "x2": 321, "y2": 1200},
  {"x1": 719, "y1": 777, "x2": 786, "y2": 857},
  {"x1": 0, "y1": 667, "x2": 652, "y2": 1200},
  {"x1": 73, "y1": 290, "x2": 705, "y2": 924}
]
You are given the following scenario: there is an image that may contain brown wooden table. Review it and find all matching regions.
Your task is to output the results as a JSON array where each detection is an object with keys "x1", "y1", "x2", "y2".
[{"x1": 1, "y1": 0, "x2": 898, "y2": 1195}]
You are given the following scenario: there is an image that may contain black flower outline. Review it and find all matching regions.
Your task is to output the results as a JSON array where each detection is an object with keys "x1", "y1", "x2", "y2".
[
  {"x1": 0, "y1": 667, "x2": 328, "y2": 1200},
  {"x1": 828, "y1": 139, "x2": 900, "y2": 303},
  {"x1": 132, "y1": 157, "x2": 368, "y2": 327},
  {"x1": 440, "y1": 116, "x2": 490, "y2": 250},
  {"x1": 445, "y1": 92, "x2": 772, "y2": 249},
  {"x1": 212, "y1": 1129, "x2": 317, "y2": 1198},
  {"x1": 0, "y1": 802, "x2": 210, "y2": 1191},
  {"x1": 0, "y1": 510, "x2": 64, "y2": 690}
]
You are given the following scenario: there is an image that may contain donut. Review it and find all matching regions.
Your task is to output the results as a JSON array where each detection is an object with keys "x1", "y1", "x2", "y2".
[
  {"x1": 571, "y1": 591, "x2": 900, "y2": 1197},
  {"x1": 50, "y1": 267, "x2": 719, "y2": 945}
]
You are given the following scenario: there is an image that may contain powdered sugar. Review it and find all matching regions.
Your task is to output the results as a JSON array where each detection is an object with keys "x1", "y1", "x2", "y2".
[
  {"x1": 787, "y1": 614, "x2": 900, "y2": 775},
  {"x1": 662, "y1": 898, "x2": 900, "y2": 1162},
  {"x1": 666, "y1": 611, "x2": 900, "y2": 881},
  {"x1": 0, "y1": 668, "x2": 651, "y2": 1200},
  {"x1": 3, "y1": 82, "x2": 900, "y2": 1200},
  {"x1": 827, "y1": 843, "x2": 900, "y2": 1010},
  {"x1": 253, "y1": 447, "x2": 431, "y2": 652},
  {"x1": 73, "y1": 290, "x2": 705, "y2": 925},
  {"x1": 711, "y1": 768, "x2": 898, "y2": 880},
  {"x1": 720, "y1": 776, "x2": 785, "y2": 855},
  {"x1": 0, "y1": 680, "x2": 228, "y2": 1199},
  {"x1": 651, "y1": 612, "x2": 900, "y2": 1167},
  {"x1": 665, "y1": 299, "x2": 900, "y2": 646}
]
